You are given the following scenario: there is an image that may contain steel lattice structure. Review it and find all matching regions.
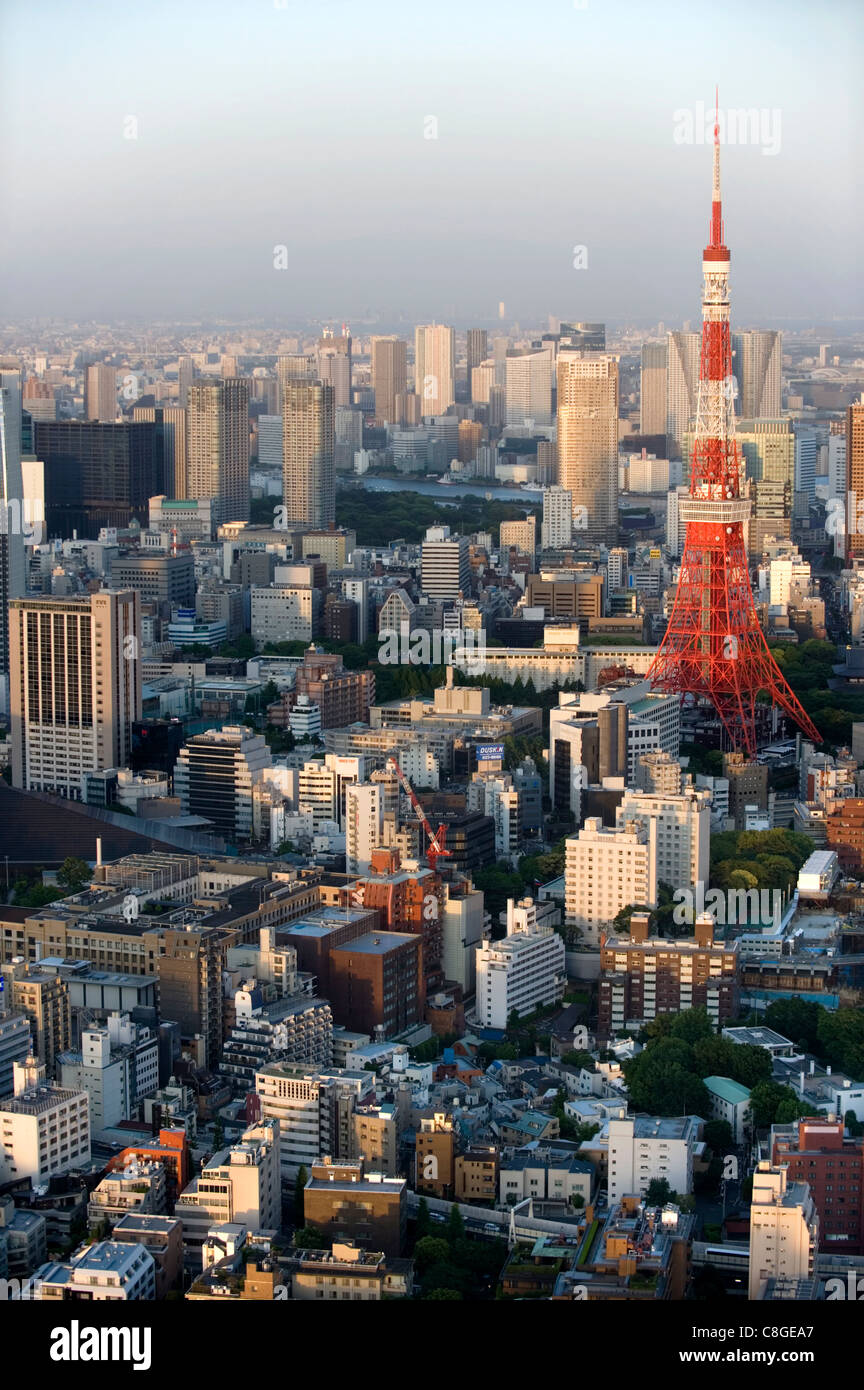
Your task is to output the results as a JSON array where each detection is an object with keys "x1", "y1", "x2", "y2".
[{"x1": 649, "y1": 96, "x2": 821, "y2": 756}]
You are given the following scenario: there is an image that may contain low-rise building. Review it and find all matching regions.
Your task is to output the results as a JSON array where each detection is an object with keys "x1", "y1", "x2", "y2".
[
  {"x1": 36, "y1": 1240, "x2": 156, "y2": 1301},
  {"x1": 303, "y1": 1157, "x2": 407, "y2": 1257},
  {"x1": 702, "y1": 1076, "x2": 751, "y2": 1144}
]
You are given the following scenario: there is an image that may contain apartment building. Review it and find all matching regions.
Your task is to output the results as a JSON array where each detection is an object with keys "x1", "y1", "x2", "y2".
[
  {"x1": 0, "y1": 1059, "x2": 90, "y2": 1182},
  {"x1": 174, "y1": 1121, "x2": 281, "y2": 1266},
  {"x1": 748, "y1": 1162, "x2": 818, "y2": 1301},
  {"x1": 597, "y1": 913, "x2": 739, "y2": 1037},
  {"x1": 255, "y1": 1062, "x2": 375, "y2": 1179},
  {"x1": 565, "y1": 819, "x2": 657, "y2": 950},
  {"x1": 303, "y1": 1157, "x2": 407, "y2": 1257},
  {"x1": 475, "y1": 898, "x2": 566, "y2": 1028}
]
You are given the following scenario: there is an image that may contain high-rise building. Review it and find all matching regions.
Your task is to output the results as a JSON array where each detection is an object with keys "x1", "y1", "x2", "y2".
[
  {"x1": 640, "y1": 341, "x2": 668, "y2": 437},
  {"x1": 186, "y1": 379, "x2": 249, "y2": 525},
  {"x1": 847, "y1": 399, "x2": 864, "y2": 563},
  {"x1": 173, "y1": 1120, "x2": 281, "y2": 1266},
  {"x1": 466, "y1": 329, "x2": 488, "y2": 399},
  {"x1": 541, "y1": 485, "x2": 573, "y2": 551},
  {"x1": 557, "y1": 352, "x2": 619, "y2": 545},
  {"x1": 748, "y1": 1161, "x2": 818, "y2": 1300},
  {"x1": 771, "y1": 1119, "x2": 864, "y2": 1255},
  {"x1": 84, "y1": 364, "x2": 118, "y2": 423},
  {"x1": 34, "y1": 419, "x2": 161, "y2": 537},
  {"x1": 177, "y1": 355, "x2": 195, "y2": 408},
  {"x1": 345, "y1": 783, "x2": 382, "y2": 876},
  {"x1": 616, "y1": 787, "x2": 711, "y2": 893},
  {"x1": 505, "y1": 350, "x2": 553, "y2": 427},
  {"x1": 0, "y1": 367, "x2": 27, "y2": 685},
  {"x1": 666, "y1": 331, "x2": 701, "y2": 461},
  {"x1": 732, "y1": 331, "x2": 782, "y2": 419},
  {"x1": 499, "y1": 518, "x2": 536, "y2": 561},
  {"x1": 420, "y1": 529, "x2": 471, "y2": 601},
  {"x1": 317, "y1": 332, "x2": 352, "y2": 408},
  {"x1": 414, "y1": 325, "x2": 455, "y2": 417},
  {"x1": 9, "y1": 590, "x2": 142, "y2": 796},
  {"x1": 0, "y1": 1058, "x2": 91, "y2": 1181},
  {"x1": 281, "y1": 379, "x2": 335, "y2": 527},
  {"x1": 157, "y1": 929, "x2": 224, "y2": 1068},
  {"x1": 371, "y1": 337, "x2": 407, "y2": 424},
  {"x1": 173, "y1": 725, "x2": 272, "y2": 841},
  {"x1": 565, "y1": 818, "x2": 657, "y2": 948},
  {"x1": 794, "y1": 425, "x2": 819, "y2": 502},
  {"x1": 133, "y1": 405, "x2": 188, "y2": 498}
]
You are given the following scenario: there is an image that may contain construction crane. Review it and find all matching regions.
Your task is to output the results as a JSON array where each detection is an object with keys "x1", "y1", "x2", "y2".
[{"x1": 385, "y1": 756, "x2": 451, "y2": 872}]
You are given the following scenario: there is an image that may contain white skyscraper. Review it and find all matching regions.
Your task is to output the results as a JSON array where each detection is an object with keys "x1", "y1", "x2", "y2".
[
  {"x1": 505, "y1": 350, "x2": 553, "y2": 427},
  {"x1": 541, "y1": 486, "x2": 573, "y2": 550},
  {"x1": 732, "y1": 331, "x2": 782, "y2": 420},
  {"x1": 666, "y1": 331, "x2": 701, "y2": 462}
]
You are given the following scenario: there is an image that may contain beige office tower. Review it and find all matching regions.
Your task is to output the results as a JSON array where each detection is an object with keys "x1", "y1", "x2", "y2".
[
  {"x1": 414, "y1": 324, "x2": 455, "y2": 417},
  {"x1": 556, "y1": 352, "x2": 619, "y2": 546},
  {"x1": 317, "y1": 333, "x2": 352, "y2": 408},
  {"x1": 282, "y1": 380, "x2": 335, "y2": 527},
  {"x1": 640, "y1": 341, "x2": 668, "y2": 436},
  {"x1": 733, "y1": 331, "x2": 782, "y2": 419},
  {"x1": 666, "y1": 330, "x2": 701, "y2": 462},
  {"x1": 846, "y1": 399, "x2": 864, "y2": 563},
  {"x1": 9, "y1": 589, "x2": 142, "y2": 796},
  {"x1": 84, "y1": 364, "x2": 118, "y2": 423},
  {"x1": 187, "y1": 379, "x2": 249, "y2": 524},
  {"x1": 133, "y1": 405, "x2": 188, "y2": 497},
  {"x1": 371, "y1": 337, "x2": 407, "y2": 423},
  {"x1": 470, "y1": 362, "x2": 495, "y2": 405}
]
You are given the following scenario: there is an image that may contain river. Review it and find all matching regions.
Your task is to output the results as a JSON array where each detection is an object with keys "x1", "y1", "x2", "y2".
[{"x1": 343, "y1": 475, "x2": 543, "y2": 504}]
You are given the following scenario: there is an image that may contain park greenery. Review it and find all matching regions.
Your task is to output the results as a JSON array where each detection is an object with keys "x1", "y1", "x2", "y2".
[
  {"x1": 413, "y1": 1200, "x2": 507, "y2": 1299},
  {"x1": 334, "y1": 488, "x2": 540, "y2": 547}
]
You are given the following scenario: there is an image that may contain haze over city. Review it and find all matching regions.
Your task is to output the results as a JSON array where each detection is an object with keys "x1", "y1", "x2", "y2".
[{"x1": 2, "y1": 0, "x2": 862, "y2": 324}]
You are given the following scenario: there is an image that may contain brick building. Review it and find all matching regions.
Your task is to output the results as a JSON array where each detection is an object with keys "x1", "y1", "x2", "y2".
[
  {"x1": 826, "y1": 799, "x2": 864, "y2": 872},
  {"x1": 598, "y1": 912, "x2": 739, "y2": 1037},
  {"x1": 771, "y1": 1118, "x2": 864, "y2": 1255},
  {"x1": 328, "y1": 931, "x2": 422, "y2": 1038},
  {"x1": 303, "y1": 1158, "x2": 407, "y2": 1257},
  {"x1": 267, "y1": 646, "x2": 375, "y2": 731}
]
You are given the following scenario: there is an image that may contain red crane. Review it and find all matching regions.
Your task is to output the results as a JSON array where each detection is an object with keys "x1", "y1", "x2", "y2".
[{"x1": 385, "y1": 757, "x2": 451, "y2": 871}]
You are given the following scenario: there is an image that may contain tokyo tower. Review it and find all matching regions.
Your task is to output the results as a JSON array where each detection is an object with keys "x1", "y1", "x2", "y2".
[{"x1": 648, "y1": 96, "x2": 821, "y2": 756}]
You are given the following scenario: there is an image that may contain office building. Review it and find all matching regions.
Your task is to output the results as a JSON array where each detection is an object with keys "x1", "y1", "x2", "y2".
[
  {"x1": 666, "y1": 331, "x2": 700, "y2": 461},
  {"x1": 748, "y1": 1161, "x2": 818, "y2": 1301},
  {"x1": 420, "y1": 529, "x2": 471, "y2": 601},
  {"x1": 640, "y1": 341, "x2": 668, "y2": 437},
  {"x1": 34, "y1": 419, "x2": 161, "y2": 537},
  {"x1": 505, "y1": 349, "x2": 553, "y2": 427},
  {"x1": 0, "y1": 1012, "x2": 31, "y2": 1099},
  {"x1": 255, "y1": 1062, "x2": 375, "y2": 1178},
  {"x1": 597, "y1": 912, "x2": 739, "y2": 1036},
  {"x1": 133, "y1": 405, "x2": 188, "y2": 498},
  {"x1": 414, "y1": 325, "x2": 455, "y2": 417},
  {"x1": 282, "y1": 379, "x2": 335, "y2": 527},
  {"x1": 371, "y1": 337, "x2": 408, "y2": 423},
  {"x1": 156, "y1": 929, "x2": 224, "y2": 1068},
  {"x1": 110, "y1": 551, "x2": 195, "y2": 610},
  {"x1": 557, "y1": 352, "x2": 619, "y2": 544},
  {"x1": 732, "y1": 331, "x2": 782, "y2": 420},
  {"x1": 303, "y1": 1157, "x2": 407, "y2": 1258},
  {"x1": 57, "y1": 1015, "x2": 159, "y2": 1131},
  {"x1": 466, "y1": 329, "x2": 488, "y2": 399},
  {"x1": 475, "y1": 897, "x2": 566, "y2": 1028},
  {"x1": 329, "y1": 932, "x2": 423, "y2": 1038},
  {"x1": 847, "y1": 400, "x2": 864, "y2": 562},
  {"x1": 9, "y1": 590, "x2": 142, "y2": 797},
  {"x1": 317, "y1": 332, "x2": 352, "y2": 408},
  {"x1": 84, "y1": 364, "x2": 118, "y2": 423},
  {"x1": 0, "y1": 368, "x2": 27, "y2": 683},
  {"x1": 1, "y1": 962, "x2": 70, "y2": 1075},
  {"x1": 560, "y1": 323, "x2": 605, "y2": 352},
  {"x1": 186, "y1": 379, "x2": 249, "y2": 525},
  {"x1": 541, "y1": 485, "x2": 573, "y2": 550},
  {"x1": 345, "y1": 783, "x2": 382, "y2": 876},
  {"x1": 174, "y1": 725, "x2": 272, "y2": 841}
]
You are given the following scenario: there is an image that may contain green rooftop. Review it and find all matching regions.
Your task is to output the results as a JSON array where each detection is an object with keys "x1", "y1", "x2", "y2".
[{"x1": 702, "y1": 1075, "x2": 751, "y2": 1105}]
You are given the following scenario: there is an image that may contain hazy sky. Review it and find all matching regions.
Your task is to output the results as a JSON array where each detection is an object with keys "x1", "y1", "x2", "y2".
[{"x1": 1, "y1": 0, "x2": 862, "y2": 327}]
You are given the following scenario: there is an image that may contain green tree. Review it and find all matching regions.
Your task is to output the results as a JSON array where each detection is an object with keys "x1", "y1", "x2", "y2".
[
  {"x1": 646, "y1": 1178, "x2": 674, "y2": 1206},
  {"x1": 447, "y1": 1204, "x2": 465, "y2": 1242},
  {"x1": 415, "y1": 1197, "x2": 432, "y2": 1238},
  {"x1": 294, "y1": 1164, "x2": 308, "y2": 1221},
  {"x1": 56, "y1": 856, "x2": 91, "y2": 892},
  {"x1": 703, "y1": 1119, "x2": 734, "y2": 1153},
  {"x1": 414, "y1": 1236, "x2": 451, "y2": 1273},
  {"x1": 424, "y1": 1288, "x2": 463, "y2": 1300},
  {"x1": 670, "y1": 1007, "x2": 713, "y2": 1044},
  {"x1": 292, "y1": 1225, "x2": 326, "y2": 1248}
]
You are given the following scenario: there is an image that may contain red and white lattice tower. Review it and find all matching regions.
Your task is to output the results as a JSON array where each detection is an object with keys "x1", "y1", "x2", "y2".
[{"x1": 648, "y1": 94, "x2": 820, "y2": 756}]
